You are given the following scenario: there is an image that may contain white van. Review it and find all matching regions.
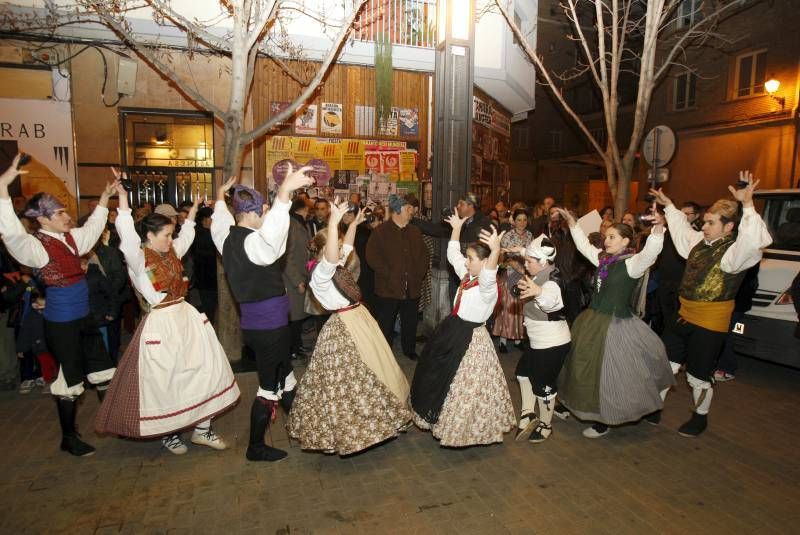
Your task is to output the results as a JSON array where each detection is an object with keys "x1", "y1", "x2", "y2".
[{"x1": 732, "y1": 189, "x2": 800, "y2": 368}]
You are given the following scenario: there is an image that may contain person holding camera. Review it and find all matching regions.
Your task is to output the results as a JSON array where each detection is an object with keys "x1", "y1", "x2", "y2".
[
  {"x1": 555, "y1": 207, "x2": 674, "y2": 439},
  {"x1": 409, "y1": 217, "x2": 514, "y2": 447},
  {"x1": 288, "y1": 200, "x2": 411, "y2": 455},
  {"x1": 511, "y1": 235, "x2": 571, "y2": 443},
  {"x1": 649, "y1": 172, "x2": 771, "y2": 437},
  {"x1": 0, "y1": 155, "x2": 118, "y2": 457},
  {"x1": 493, "y1": 209, "x2": 532, "y2": 353}
]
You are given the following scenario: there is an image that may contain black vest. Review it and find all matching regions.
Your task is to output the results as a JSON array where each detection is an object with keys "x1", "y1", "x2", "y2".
[{"x1": 222, "y1": 226, "x2": 286, "y2": 303}]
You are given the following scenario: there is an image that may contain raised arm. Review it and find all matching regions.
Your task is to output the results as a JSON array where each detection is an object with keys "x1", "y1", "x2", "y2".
[
  {"x1": 445, "y1": 212, "x2": 469, "y2": 279},
  {"x1": 557, "y1": 208, "x2": 601, "y2": 267},
  {"x1": 626, "y1": 222, "x2": 665, "y2": 279},
  {"x1": 343, "y1": 208, "x2": 365, "y2": 247},
  {"x1": 0, "y1": 155, "x2": 47, "y2": 268},
  {"x1": 477, "y1": 225, "x2": 503, "y2": 302},
  {"x1": 325, "y1": 199, "x2": 347, "y2": 265},
  {"x1": 246, "y1": 165, "x2": 313, "y2": 266},
  {"x1": 172, "y1": 194, "x2": 200, "y2": 259},
  {"x1": 720, "y1": 172, "x2": 772, "y2": 273},
  {"x1": 650, "y1": 187, "x2": 703, "y2": 258},
  {"x1": 70, "y1": 169, "x2": 118, "y2": 255},
  {"x1": 519, "y1": 276, "x2": 564, "y2": 312},
  {"x1": 210, "y1": 176, "x2": 238, "y2": 254}
]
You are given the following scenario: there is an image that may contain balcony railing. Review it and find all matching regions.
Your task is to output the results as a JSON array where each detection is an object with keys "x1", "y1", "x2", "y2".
[{"x1": 354, "y1": 0, "x2": 437, "y2": 48}]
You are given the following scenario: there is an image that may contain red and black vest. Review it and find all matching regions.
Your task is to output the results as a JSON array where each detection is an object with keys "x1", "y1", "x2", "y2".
[{"x1": 35, "y1": 232, "x2": 84, "y2": 288}]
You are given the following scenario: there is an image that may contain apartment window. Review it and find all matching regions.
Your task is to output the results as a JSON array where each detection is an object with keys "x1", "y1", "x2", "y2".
[
  {"x1": 674, "y1": 72, "x2": 697, "y2": 110},
  {"x1": 512, "y1": 125, "x2": 529, "y2": 150},
  {"x1": 548, "y1": 130, "x2": 563, "y2": 153},
  {"x1": 735, "y1": 50, "x2": 767, "y2": 98},
  {"x1": 677, "y1": 0, "x2": 703, "y2": 29}
]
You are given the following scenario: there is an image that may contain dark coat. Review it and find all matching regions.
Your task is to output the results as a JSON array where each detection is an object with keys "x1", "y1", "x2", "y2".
[
  {"x1": 86, "y1": 263, "x2": 113, "y2": 325},
  {"x1": 283, "y1": 215, "x2": 311, "y2": 321},
  {"x1": 366, "y1": 219, "x2": 430, "y2": 300}
]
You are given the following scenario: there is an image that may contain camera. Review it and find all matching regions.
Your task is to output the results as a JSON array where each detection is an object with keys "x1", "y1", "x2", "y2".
[
  {"x1": 637, "y1": 212, "x2": 654, "y2": 227},
  {"x1": 362, "y1": 207, "x2": 375, "y2": 225},
  {"x1": 346, "y1": 202, "x2": 360, "y2": 214},
  {"x1": 510, "y1": 284, "x2": 523, "y2": 298},
  {"x1": 441, "y1": 207, "x2": 455, "y2": 219},
  {"x1": 17, "y1": 153, "x2": 31, "y2": 169},
  {"x1": 120, "y1": 176, "x2": 135, "y2": 192},
  {"x1": 734, "y1": 179, "x2": 750, "y2": 190}
]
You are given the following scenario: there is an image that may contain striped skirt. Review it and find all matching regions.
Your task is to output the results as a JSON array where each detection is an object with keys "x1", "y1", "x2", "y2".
[{"x1": 558, "y1": 309, "x2": 674, "y2": 425}]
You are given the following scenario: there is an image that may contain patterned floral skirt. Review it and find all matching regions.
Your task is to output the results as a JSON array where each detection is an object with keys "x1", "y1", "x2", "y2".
[
  {"x1": 491, "y1": 272, "x2": 525, "y2": 340},
  {"x1": 412, "y1": 326, "x2": 515, "y2": 447},
  {"x1": 287, "y1": 308, "x2": 411, "y2": 455}
]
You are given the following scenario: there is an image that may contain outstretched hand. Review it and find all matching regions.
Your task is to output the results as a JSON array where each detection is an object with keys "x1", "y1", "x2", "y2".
[
  {"x1": 329, "y1": 197, "x2": 348, "y2": 225},
  {"x1": 218, "y1": 176, "x2": 238, "y2": 202},
  {"x1": 648, "y1": 188, "x2": 672, "y2": 207},
  {"x1": 445, "y1": 210, "x2": 467, "y2": 229},
  {"x1": 729, "y1": 170, "x2": 759, "y2": 207},
  {"x1": 0, "y1": 154, "x2": 27, "y2": 193},
  {"x1": 554, "y1": 207, "x2": 576, "y2": 228},
  {"x1": 478, "y1": 225, "x2": 505, "y2": 253},
  {"x1": 278, "y1": 164, "x2": 314, "y2": 202}
]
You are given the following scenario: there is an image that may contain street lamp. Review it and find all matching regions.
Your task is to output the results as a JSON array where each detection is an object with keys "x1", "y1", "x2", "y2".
[{"x1": 765, "y1": 78, "x2": 785, "y2": 108}]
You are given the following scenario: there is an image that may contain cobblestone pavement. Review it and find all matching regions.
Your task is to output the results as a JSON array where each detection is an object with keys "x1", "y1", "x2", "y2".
[{"x1": 1, "y1": 345, "x2": 798, "y2": 535}]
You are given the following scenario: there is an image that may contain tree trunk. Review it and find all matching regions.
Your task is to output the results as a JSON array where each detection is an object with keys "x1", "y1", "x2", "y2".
[{"x1": 216, "y1": 118, "x2": 244, "y2": 361}]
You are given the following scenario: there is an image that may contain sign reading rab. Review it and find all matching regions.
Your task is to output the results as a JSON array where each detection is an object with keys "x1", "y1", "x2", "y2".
[{"x1": 0, "y1": 98, "x2": 78, "y2": 215}]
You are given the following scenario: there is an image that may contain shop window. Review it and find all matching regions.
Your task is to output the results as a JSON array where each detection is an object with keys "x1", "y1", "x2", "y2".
[
  {"x1": 119, "y1": 109, "x2": 215, "y2": 207},
  {"x1": 674, "y1": 72, "x2": 697, "y2": 110},
  {"x1": 734, "y1": 50, "x2": 767, "y2": 98}
]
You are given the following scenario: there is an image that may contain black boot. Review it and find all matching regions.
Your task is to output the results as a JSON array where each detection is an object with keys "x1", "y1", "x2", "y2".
[
  {"x1": 96, "y1": 381, "x2": 110, "y2": 403},
  {"x1": 245, "y1": 398, "x2": 288, "y2": 462},
  {"x1": 678, "y1": 412, "x2": 707, "y2": 437},
  {"x1": 280, "y1": 389, "x2": 296, "y2": 413},
  {"x1": 644, "y1": 410, "x2": 661, "y2": 425},
  {"x1": 55, "y1": 397, "x2": 95, "y2": 457}
]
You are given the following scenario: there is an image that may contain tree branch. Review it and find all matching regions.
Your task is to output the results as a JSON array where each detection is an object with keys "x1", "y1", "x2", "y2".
[{"x1": 240, "y1": 0, "x2": 368, "y2": 144}]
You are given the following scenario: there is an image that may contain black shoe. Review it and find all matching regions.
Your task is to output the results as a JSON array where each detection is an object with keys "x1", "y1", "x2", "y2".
[
  {"x1": 514, "y1": 340, "x2": 526, "y2": 349},
  {"x1": 528, "y1": 422, "x2": 552, "y2": 443},
  {"x1": 515, "y1": 413, "x2": 538, "y2": 441},
  {"x1": 246, "y1": 398, "x2": 287, "y2": 462},
  {"x1": 644, "y1": 410, "x2": 661, "y2": 425},
  {"x1": 56, "y1": 397, "x2": 95, "y2": 457},
  {"x1": 498, "y1": 343, "x2": 508, "y2": 354},
  {"x1": 678, "y1": 412, "x2": 707, "y2": 437}
]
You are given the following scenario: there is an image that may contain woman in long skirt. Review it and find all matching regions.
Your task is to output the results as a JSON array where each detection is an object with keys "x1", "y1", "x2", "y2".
[
  {"x1": 555, "y1": 208, "x2": 674, "y2": 438},
  {"x1": 96, "y1": 178, "x2": 240, "y2": 454},
  {"x1": 410, "y1": 217, "x2": 514, "y2": 447},
  {"x1": 287, "y1": 201, "x2": 411, "y2": 455},
  {"x1": 493, "y1": 209, "x2": 532, "y2": 352}
]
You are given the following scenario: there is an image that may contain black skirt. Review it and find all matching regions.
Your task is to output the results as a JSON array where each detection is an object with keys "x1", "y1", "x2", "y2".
[{"x1": 410, "y1": 314, "x2": 481, "y2": 424}]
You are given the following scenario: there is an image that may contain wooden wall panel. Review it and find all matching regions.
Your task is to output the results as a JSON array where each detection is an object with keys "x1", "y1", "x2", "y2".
[{"x1": 253, "y1": 59, "x2": 430, "y2": 191}]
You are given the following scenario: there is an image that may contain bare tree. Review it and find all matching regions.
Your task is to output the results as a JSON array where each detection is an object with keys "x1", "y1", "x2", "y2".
[
  {"x1": 2, "y1": 0, "x2": 369, "y2": 356},
  {"x1": 494, "y1": 0, "x2": 757, "y2": 218}
]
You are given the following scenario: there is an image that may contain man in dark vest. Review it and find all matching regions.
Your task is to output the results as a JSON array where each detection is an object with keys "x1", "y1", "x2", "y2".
[
  {"x1": 0, "y1": 155, "x2": 118, "y2": 457},
  {"x1": 211, "y1": 167, "x2": 313, "y2": 461},
  {"x1": 650, "y1": 172, "x2": 771, "y2": 437}
]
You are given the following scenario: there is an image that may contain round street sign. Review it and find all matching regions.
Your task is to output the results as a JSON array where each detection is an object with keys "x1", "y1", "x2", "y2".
[{"x1": 642, "y1": 125, "x2": 676, "y2": 168}]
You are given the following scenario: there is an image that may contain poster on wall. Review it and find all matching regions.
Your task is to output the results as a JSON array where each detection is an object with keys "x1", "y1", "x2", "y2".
[
  {"x1": 355, "y1": 105, "x2": 375, "y2": 136},
  {"x1": 294, "y1": 104, "x2": 318, "y2": 135},
  {"x1": 0, "y1": 98, "x2": 77, "y2": 215},
  {"x1": 270, "y1": 101, "x2": 292, "y2": 126},
  {"x1": 320, "y1": 103, "x2": 343, "y2": 135},
  {"x1": 398, "y1": 108, "x2": 419, "y2": 137},
  {"x1": 378, "y1": 107, "x2": 399, "y2": 137}
]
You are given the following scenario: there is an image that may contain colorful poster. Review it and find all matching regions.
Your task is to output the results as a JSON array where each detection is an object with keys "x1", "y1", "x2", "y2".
[
  {"x1": 355, "y1": 105, "x2": 375, "y2": 136},
  {"x1": 364, "y1": 151, "x2": 382, "y2": 174},
  {"x1": 316, "y1": 139, "x2": 342, "y2": 171},
  {"x1": 270, "y1": 101, "x2": 291, "y2": 126},
  {"x1": 378, "y1": 107, "x2": 399, "y2": 137},
  {"x1": 398, "y1": 108, "x2": 419, "y2": 137},
  {"x1": 294, "y1": 104, "x2": 317, "y2": 135},
  {"x1": 342, "y1": 139, "x2": 365, "y2": 172},
  {"x1": 382, "y1": 151, "x2": 401, "y2": 180},
  {"x1": 0, "y1": 98, "x2": 78, "y2": 215},
  {"x1": 399, "y1": 150, "x2": 418, "y2": 180},
  {"x1": 473, "y1": 96, "x2": 492, "y2": 128},
  {"x1": 292, "y1": 137, "x2": 318, "y2": 163},
  {"x1": 320, "y1": 102, "x2": 343, "y2": 135}
]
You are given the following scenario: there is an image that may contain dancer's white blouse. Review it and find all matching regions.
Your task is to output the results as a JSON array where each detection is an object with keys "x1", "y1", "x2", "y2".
[
  {"x1": 116, "y1": 208, "x2": 194, "y2": 306},
  {"x1": 309, "y1": 244, "x2": 355, "y2": 311},
  {"x1": 446, "y1": 240, "x2": 498, "y2": 323}
]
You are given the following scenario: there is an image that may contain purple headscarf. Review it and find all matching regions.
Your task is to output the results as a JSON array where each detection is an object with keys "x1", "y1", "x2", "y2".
[
  {"x1": 231, "y1": 185, "x2": 265, "y2": 216},
  {"x1": 24, "y1": 193, "x2": 65, "y2": 219}
]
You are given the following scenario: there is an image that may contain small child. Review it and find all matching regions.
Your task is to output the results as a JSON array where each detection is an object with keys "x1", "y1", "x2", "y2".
[
  {"x1": 81, "y1": 254, "x2": 114, "y2": 351},
  {"x1": 15, "y1": 279, "x2": 57, "y2": 392}
]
